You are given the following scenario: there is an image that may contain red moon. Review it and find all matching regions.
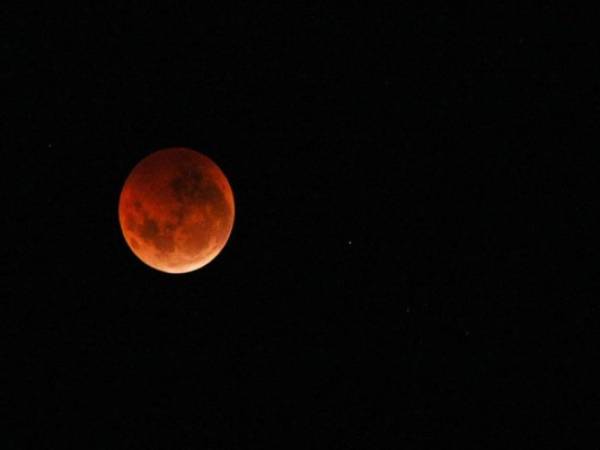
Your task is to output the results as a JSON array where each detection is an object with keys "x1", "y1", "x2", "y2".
[{"x1": 118, "y1": 148, "x2": 235, "y2": 273}]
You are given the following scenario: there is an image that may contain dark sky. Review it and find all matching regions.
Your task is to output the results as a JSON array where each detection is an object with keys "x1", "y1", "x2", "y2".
[{"x1": 6, "y1": 4, "x2": 598, "y2": 448}]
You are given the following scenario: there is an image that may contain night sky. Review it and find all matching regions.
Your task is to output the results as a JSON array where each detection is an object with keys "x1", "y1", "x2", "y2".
[{"x1": 6, "y1": 4, "x2": 598, "y2": 448}]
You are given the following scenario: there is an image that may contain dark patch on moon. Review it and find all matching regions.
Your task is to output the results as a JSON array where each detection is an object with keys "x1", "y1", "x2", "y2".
[
  {"x1": 134, "y1": 213, "x2": 176, "y2": 254},
  {"x1": 139, "y1": 217, "x2": 159, "y2": 241},
  {"x1": 170, "y1": 168, "x2": 204, "y2": 204},
  {"x1": 152, "y1": 233, "x2": 175, "y2": 253}
]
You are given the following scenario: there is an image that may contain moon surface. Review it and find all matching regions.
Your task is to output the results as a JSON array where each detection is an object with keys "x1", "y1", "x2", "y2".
[{"x1": 118, "y1": 148, "x2": 235, "y2": 273}]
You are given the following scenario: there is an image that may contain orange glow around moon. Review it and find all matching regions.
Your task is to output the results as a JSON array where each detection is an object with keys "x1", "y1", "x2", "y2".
[{"x1": 118, "y1": 148, "x2": 235, "y2": 274}]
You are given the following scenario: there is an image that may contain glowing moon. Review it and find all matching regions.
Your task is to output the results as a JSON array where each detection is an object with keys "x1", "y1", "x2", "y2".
[{"x1": 118, "y1": 147, "x2": 235, "y2": 273}]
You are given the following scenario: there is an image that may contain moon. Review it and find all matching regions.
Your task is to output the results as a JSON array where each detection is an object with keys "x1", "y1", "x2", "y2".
[{"x1": 118, "y1": 147, "x2": 235, "y2": 273}]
